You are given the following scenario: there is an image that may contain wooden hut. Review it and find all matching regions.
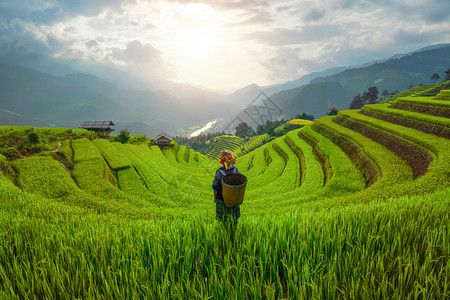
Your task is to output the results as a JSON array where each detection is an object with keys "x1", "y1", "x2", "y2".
[
  {"x1": 79, "y1": 121, "x2": 114, "y2": 135},
  {"x1": 155, "y1": 133, "x2": 173, "y2": 149}
]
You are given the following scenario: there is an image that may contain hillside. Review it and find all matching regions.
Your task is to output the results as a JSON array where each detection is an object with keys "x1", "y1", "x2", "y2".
[
  {"x1": 0, "y1": 110, "x2": 53, "y2": 127},
  {"x1": 0, "y1": 83, "x2": 449, "y2": 298},
  {"x1": 311, "y1": 46, "x2": 450, "y2": 92},
  {"x1": 0, "y1": 64, "x2": 232, "y2": 136},
  {"x1": 2, "y1": 44, "x2": 450, "y2": 137},
  {"x1": 267, "y1": 45, "x2": 450, "y2": 119}
]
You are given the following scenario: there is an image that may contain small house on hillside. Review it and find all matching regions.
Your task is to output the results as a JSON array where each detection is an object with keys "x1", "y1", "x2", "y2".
[
  {"x1": 79, "y1": 121, "x2": 114, "y2": 134},
  {"x1": 155, "y1": 133, "x2": 173, "y2": 149}
]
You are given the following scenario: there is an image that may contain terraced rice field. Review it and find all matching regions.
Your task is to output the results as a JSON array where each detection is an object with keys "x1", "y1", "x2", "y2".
[
  {"x1": 0, "y1": 89, "x2": 449, "y2": 298},
  {"x1": 206, "y1": 133, "x2": 268, "y2": 160}
]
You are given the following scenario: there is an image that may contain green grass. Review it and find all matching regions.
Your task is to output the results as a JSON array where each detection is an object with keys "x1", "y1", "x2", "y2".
[
  {"x1": 435, "y1": 89, "x2": 450, "y2": 100},
  {"x1": 396, "y1": 96, "x2": 450, "y2": 108},
  {"x1": 206, "y1": 135, "x2": 244, "y2": 160},
  {"x1": 0, "y1": 126, "x2": 88, "y2": 135},
  {"x1": 72, "y1": 138, "x2": 103, "y2": 163},
  {"x1": 206, "y1": 134, "x2": 268, "y2": 160},
  {"x1": 364, "y1": 103, "x2": 450, "y2": 128},
  {"x1": 116, "y1": 167, "x2": 151, "y2": 196},
  {"x1": 92, "y1": 139, "x2": 131, "y2": 171},
  {"x1": 12, "y1": 156, "x2": 79, "y2": 199},
  {"x1": 380, "y1": 82, "x2": 449, "y2": 103},
  {"x1": 301, "y1": 125, "x2": 366, "y2": 196},
  {"x1": 0, "y1": 174, "x2": 448, "y2": 298},
  {"x1": 336, "y1": 110, "x2": 449, "y2": 191},
  {"x1": 0, "y1": 90, "x2": 449, "y2": 298}
]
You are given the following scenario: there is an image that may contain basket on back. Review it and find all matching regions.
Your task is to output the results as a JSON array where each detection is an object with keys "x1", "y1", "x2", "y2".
[{"x1": 221, "y1": 173, "x2": 247, "y2": 207}]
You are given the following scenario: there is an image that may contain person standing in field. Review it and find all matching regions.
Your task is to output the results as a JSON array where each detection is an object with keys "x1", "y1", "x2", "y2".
[{"x1": 212, "y1": 150, "x2": 241, "y2": 224}]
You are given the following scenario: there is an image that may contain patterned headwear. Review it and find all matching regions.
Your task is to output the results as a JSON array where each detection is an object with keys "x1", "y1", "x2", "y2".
[{"x1": 219, "y1": 150, "x2": 236, "y2": 170}]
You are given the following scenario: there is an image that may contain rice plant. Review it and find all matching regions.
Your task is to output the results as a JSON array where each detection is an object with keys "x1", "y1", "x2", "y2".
[{"x1": 0, "y1": 90, "x2": 449, "y2": 298}]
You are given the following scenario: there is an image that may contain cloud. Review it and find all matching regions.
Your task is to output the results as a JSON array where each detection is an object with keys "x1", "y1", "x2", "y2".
[
  {"x1": 109, "y1": 40, "x2": 177, "y2": 78},
  {"x1": 86, "y1": 39, "x2": 100, "y2": 48},
  {"x1": 392, "y1": 28, "x2": 449, "y2": 46},
  {"x1": 245, "y1": 25, "x2": 343, "y2": 45},
  {"x1": 57, "y1": 0, "x2": 128, "y2": 17},
  {"x1": 303, "y1": 7, "x2": 326, "y2": 22},
  {"x1": 0, "y1": 0, "x2": 134, "y2": 25},
  {"x1": 1, "y1": 0, "x2": 449, "y2": 90},
  {"x1": 30, "y1": 7, "x2": 62, "y2": 24},
  {"x1": 227, "y1": 14, "x2": 275, "y2": 27},
  {"x1": 260, "y1": 41, "x2": 405, "y2": 82},
  {"x1": 261, "y1": 43, "x2": 355, "y2": 82},
  {"x1": 261, "y1": 47, "x2": 304, "y2": 81},
  {"x1": 165, "y1": 0, "x2": 271, "y2": 11},
  {"x1": 419, "y1": 0, "x2": 450, "y2": 24},
  {"x1": 0, "y1": 18, "x2": 54, "y2": 54}
]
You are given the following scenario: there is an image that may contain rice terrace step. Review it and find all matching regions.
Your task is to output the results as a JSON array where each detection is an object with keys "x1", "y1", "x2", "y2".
[{"x1": 0, "y1": 87, "x2": 449, "y2": 298}]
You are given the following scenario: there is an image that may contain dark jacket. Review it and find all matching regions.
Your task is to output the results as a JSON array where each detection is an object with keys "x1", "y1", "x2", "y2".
[{"x1": 212, "y1": 166, "x2": 240, "y2": 202}]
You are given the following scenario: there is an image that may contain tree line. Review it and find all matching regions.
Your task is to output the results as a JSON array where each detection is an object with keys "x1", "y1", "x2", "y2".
[{"x1": 235, "y1": 112, "x2": 315, "y2": 138}]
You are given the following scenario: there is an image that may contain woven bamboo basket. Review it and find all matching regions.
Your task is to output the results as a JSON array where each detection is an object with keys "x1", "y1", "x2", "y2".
[{"x1": 222, "y1": 173, "x2": 247, "y2": 207}]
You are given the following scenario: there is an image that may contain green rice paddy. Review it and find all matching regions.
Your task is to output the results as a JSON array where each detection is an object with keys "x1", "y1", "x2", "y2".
[{"x1": 0, "y1": 89, "x2": 449, "y2": 299}]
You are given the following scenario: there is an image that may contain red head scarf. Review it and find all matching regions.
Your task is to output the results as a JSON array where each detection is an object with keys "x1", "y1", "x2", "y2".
[{"x1": 219, "y1": 150, "x2": 236, "y2": 170}]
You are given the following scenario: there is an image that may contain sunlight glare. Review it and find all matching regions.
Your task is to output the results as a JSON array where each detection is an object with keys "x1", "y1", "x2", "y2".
[{"x1": 177, "y1": 3, "x2": 215, "y2": 21}]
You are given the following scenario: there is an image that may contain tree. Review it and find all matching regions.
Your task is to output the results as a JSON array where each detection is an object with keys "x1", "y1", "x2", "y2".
[
  {"x1": 431, "y1": 73, "x2": 440, "y2": 84},
  {"x1": 116, "y1": 128, "x2": 130, "y2": 144},
  {"x1": 349, "y1": 93, "x2": 364, "y2": 109},
  {"x1": 350, "y1": 86, "x2": 378, "y2": 109},
  {"x1": 381, "y1": 89, "x2": 389, "y2": 99},
  {"x1": 235, "y1": 122, "x2": 255, "y2": 138},
  {"x1": 327, "y1": 107, "x2": 339, "y2": 116},
  {"x1": 28, "y1": 132, "x2": 39, "y2": 144},
  {"x1": 256, "y1": 124, "x2": 265, "y2": 135},
  {"x1": 366, "y1": 86, "x2": 379, "y2": 104},
  {"x1": 294, "y1": 112, "x2": 315, "y2": 121},
  {"x1": 266, "y1": 125, "x2": 275, "y2": 136},
  {"x1": 445, "y1": 68, "x2": 450, "y2": 81}
]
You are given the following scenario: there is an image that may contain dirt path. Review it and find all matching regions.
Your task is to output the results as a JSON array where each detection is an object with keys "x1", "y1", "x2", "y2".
[{"x1": 53, "y1": 142, "x2": 62, "y2": 152}]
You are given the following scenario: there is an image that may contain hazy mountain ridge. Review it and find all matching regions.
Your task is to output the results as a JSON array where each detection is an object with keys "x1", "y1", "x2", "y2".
[
  {"x1": 0, "y1": 64, "x2": 234, "y2": 135},
  {"x1": 266, "y1": 45, "x2": 450, "y2": 120},
  {"x1": 0, "y1": 110, "x2": 53, "y2": 127},
  {"x1": 1, "y1": 44, "x2": 450, "y2": 135}
]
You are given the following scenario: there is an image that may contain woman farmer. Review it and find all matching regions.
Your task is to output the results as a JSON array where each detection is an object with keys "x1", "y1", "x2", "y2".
[{"x1": 212, "y1": 150, "x2": 241, "y2": 224}]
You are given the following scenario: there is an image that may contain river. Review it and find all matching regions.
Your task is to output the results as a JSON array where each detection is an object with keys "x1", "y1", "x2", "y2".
[{"x1": 189, "y1": 119, "x2": 218, "y2": 138}]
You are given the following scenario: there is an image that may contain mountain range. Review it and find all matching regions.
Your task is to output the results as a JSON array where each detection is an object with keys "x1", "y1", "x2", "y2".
[
  {"x1": 226, "y1": 44, "x2": 450, "y2": 122},
  {"x1": 0, "y1": 44, "x2": 449, "y2": 136}
]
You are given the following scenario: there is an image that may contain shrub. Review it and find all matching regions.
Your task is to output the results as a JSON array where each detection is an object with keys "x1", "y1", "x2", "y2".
[
  {"x1": 28, "y1": 132, "x2": 39, "y2": 144},
  {"x1": 1, "y1": 147, "x2": 20, "y2": 160},
  {"x1": 115, "y1": 129, "x2": 130, "y2": 144}
]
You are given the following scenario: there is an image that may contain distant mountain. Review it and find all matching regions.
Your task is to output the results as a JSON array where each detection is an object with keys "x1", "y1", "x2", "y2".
[
  {"x1": 0, "y1": 51, "x2": 224, "y2": 106},
  {"x1": 224, "y1": 68, "x2": 348, "y2": 111},
  {"x1": 0, "y1": 110, "x2": 53, "y2": 127},
  {"x1": 268, "y1": 44, "x2": 450, "y2": 119},
  {"x1": 113, "y1": 121, "x2": 162, "y2": 138},
  {"x1": 0, "y1": 52, "x2": 78, "y2": 77},
  {"x1": 224, "y1": 45, "x2": 450, "y2": 108},
  {"x1": 415, "y1": 43, "x2": 450, "y2": 53},
  {"x1": 0, "y1": 64, "x2": 232, "y2": 136},
  {"x1": 310, "y1": 46, "x2": 450, "y2": 93},
  {"x1": 262, "y1": 67, "x2": 348, "y2": 96},
  {"x1": 225, "y1": 83, "x2": 263, "y2": 110},
  {"x1": 2, "y1": 43, "x2": 450, "y2": 135},
  {"x1": 271, "y1": 82, "x2": 354, "y2": 119}
]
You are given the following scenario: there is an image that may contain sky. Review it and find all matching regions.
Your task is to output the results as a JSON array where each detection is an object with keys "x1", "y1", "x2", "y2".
[{"x1": 0, "y1": 0, "x2": 450, "y2": 91}]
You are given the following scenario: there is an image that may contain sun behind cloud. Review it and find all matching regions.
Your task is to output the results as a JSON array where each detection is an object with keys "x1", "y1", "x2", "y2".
[{"x1": 172, "y1": 3, "x2": 220, "y2": 59}]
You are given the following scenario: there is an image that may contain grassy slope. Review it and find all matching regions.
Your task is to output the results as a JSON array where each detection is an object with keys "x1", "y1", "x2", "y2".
[
  {"x1": 1, "y1": 173, "x2": 448, "y2": 299},
  {"x1": 0, "y1": 85, "x2": 449, "y2": 298}
]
